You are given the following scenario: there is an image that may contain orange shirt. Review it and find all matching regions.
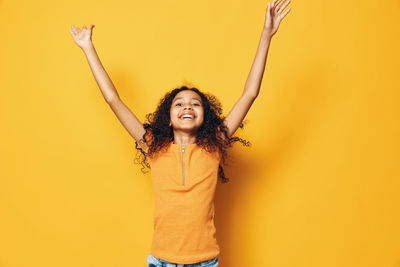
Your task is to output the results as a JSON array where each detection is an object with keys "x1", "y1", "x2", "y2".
[{"x1": 142, "y1": 140, "x2": 221, "y2": 264}]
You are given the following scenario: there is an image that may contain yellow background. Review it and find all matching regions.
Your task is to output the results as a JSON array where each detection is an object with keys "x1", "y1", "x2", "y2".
[{"x1": 1, "y1": 0, "x2": 399, "y2": 266}]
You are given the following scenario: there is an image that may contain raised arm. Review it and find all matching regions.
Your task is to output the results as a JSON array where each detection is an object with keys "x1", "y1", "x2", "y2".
[
  {"x1": 222, "y1": 0, "x2": 291, "y2": 139},
  {"x1": 69, "y1": 25, "x2": 147, "y2": 149}
]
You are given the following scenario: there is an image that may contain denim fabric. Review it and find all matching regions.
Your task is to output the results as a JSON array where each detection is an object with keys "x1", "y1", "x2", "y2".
[{"x1": 147, "y1": 253, "x2": 219, "y2": 267}]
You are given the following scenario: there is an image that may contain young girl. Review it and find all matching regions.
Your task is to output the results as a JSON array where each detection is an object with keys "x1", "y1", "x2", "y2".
[{"x1": 69, "y1": 1, "x2": 291, "y2": 266}]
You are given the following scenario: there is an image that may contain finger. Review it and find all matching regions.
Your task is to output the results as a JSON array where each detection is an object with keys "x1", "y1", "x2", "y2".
[
  {"x1": 277, "y1": 0, "x2": 290, "y2": 14},
  {"x1": 280, "y1": 7, "x2": 291, "y2": 19},
  {"x1": 275, "y1": 0, "x2": 285, "y2": 12},
  {"x1": 73, "y1": 25, "x2": 81, "y2": 34},
  {"x1": 71, "y1": 25, "x2": 77, "y2": 34}
]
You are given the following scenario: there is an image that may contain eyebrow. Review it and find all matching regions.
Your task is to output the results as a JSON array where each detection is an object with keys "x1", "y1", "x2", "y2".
[{"x1": 173, "y1": 97, "x2": 202, "y2": 102}]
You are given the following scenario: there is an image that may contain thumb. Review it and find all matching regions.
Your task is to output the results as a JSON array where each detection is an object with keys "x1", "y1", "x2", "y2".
[{"x1": 89, "y1": 24, "x2": 95, "y2": 30}]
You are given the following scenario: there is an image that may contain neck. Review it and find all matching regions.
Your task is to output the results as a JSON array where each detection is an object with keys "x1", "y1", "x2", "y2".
[{"x1": 172, "y1": 133, "x2": 197, "y2": 145}]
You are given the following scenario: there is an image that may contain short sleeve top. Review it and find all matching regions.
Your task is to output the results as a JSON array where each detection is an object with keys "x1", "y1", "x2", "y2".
[{"x1": 139, "y1": 133, "x2": 222, "y2": 264}]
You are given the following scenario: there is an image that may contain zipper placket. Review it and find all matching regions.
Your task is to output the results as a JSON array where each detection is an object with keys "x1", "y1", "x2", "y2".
[{"x1": 182, "y1": 144, "x2": 185, "y2": 185}]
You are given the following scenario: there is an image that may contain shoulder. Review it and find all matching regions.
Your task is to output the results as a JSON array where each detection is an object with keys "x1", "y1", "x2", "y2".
[{"x1": 198, "y1": 144, "x2": 222, "y2": 162}]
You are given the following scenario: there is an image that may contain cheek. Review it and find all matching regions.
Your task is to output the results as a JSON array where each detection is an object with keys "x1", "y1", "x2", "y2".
[
  {"x1": 170, "y1": 109, "x2": 178, "y2": 117},
  {"x1": 198, "y1": 112, "x2": 205, "y2": 121}
]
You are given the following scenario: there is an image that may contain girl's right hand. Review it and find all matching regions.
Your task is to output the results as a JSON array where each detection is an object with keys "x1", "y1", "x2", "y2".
[{"x1": 69, "y1": 24, "x2": 95, "y2": 50}]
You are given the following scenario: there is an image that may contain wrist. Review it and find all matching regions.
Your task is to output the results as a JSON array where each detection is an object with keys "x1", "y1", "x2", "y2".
[
  {"x1": 262, "y1": 27, "x2": 274, "y2": 39},
  {"x1": 81, "y1": 42, "x2": 94, "y2": 53}
]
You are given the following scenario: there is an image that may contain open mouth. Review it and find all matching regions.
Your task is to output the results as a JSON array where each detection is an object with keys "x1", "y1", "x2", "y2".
[{"x1": 179, "y1": 114, "x2": 195, "y2": 120}]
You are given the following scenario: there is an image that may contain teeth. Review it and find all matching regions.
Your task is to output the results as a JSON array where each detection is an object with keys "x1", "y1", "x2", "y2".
[{"x1": 181, "y1": 114, "x2": 194, "y2": 119}]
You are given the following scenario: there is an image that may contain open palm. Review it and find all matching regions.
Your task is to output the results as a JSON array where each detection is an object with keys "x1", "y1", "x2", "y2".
[
  {"x1": 264, "y1": 0, "x2": 291, "y2": 37},
  {"x1": 69, "y1": 24, "x2": 95, "y2": 49}
]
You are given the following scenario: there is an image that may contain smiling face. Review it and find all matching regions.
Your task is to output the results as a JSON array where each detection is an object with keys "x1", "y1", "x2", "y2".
[{"x1": 169, "y1": 90, "x2": 204, "y2": 134}]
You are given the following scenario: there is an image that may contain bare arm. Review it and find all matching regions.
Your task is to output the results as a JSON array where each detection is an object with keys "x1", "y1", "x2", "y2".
[
  {"x1": 70, "y1": 25, "x2": 147, "y2": 149},
  {"x1": 222, "y1": 0, "x2": 291, "y2": 139},
  {"x1": 81, "y1": 43, "x2": 119, "y2": 103},
  {"x1": 222, "y1": 29, "x2": 271, "y2": 139},
  {"x1": 106, "y1": 97, "x2": 147, "y2": 150}
]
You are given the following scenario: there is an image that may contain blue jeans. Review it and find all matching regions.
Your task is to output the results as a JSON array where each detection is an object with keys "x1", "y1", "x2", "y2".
[{"x1": 147, "y1": 253, "x2": 219, "y2": 267}]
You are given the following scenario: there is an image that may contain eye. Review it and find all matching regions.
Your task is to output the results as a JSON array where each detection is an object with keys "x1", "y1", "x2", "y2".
[
  {"x1": 175, "y1": 103, "x2": 182, "y2": 106},
  {"x1": 194, "y1": 103, "x2": 200, "y2": 106}
]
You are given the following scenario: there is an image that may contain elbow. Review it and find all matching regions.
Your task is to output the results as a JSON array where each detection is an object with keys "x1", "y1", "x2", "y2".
[
  {"x1": 105, "y1": 95, "x2": 120, "y2": 104},
  {"x1": 243, "y1": 92, "x2": 258, "y2": 100}
]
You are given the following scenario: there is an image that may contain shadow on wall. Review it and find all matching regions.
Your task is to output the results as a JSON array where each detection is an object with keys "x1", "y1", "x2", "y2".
[{"x1": 214, "y1": 59, "x2": 342, "y2": 266}]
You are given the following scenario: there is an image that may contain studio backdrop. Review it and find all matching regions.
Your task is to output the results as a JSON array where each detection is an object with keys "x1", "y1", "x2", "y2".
[{"x1": 0, "y1": 0, "x2": 399, "y2": 266}]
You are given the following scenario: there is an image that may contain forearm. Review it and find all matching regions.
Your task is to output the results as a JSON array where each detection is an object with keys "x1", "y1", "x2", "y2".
[
  {"x1": 243, "y1": 28, "x2": 272, "y2": 98},
  {"x1": 82, "y1": 43, "x2": 119, "y2": 103}
]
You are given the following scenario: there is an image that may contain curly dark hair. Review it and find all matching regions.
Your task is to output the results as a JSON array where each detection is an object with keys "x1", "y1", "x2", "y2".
[{"x1": 133, "y1": 85, "x2": 251, "y2": 183}]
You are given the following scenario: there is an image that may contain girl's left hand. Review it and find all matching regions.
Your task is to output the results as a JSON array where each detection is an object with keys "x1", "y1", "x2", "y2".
[{"x1": 264, "y1": 0, "x2": 291, "y2": 37}]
